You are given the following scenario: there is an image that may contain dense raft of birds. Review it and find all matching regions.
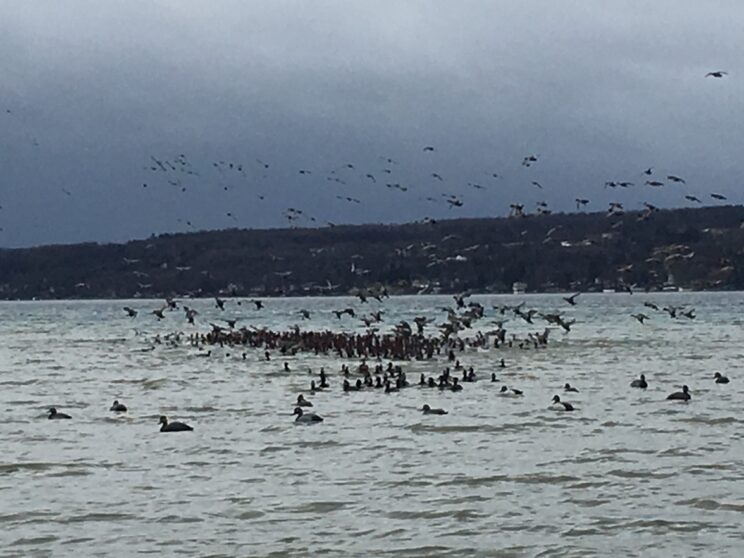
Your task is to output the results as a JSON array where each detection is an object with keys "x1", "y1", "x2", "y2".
[{"x1": 42, "y1": 291, "x2": 727, "y2": 430}]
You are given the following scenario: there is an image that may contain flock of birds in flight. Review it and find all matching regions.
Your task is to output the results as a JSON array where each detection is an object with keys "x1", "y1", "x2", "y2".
[{"x1": 0, "y1": 70, "x2": 734, "y2": 236}]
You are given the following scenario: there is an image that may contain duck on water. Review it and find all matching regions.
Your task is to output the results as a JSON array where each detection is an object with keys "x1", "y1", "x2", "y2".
[
  {"x1": 667, "y1": 385, "x2": 691, "y2": 401},
  {"x1": 48, "y1": 407, "x2": 71, "y2": 419},
  {"x1": 293, "y1": 407, "x2": 323, "y2": 423},
  {"x1": 551, "y1": 395, "x2": 575, "y2": 411},
  {"x1": 630, "y1": 374, "x2": 648, "y2": 389},
  {"x1": 296, "y1": 394, "x2": 313, "y2": 407},
  {"x1": 500, "y1": 386, "x2": 523, "y2": 397},
  {"x1": 421, "y1": 404, "x2": 448, "y2": 415},
  {"x1": 159, "y1": 416, "x2": 193, "y2": 432},
  {"x1": 110, "y1": 400, "x2": 128, "y2": 412}
]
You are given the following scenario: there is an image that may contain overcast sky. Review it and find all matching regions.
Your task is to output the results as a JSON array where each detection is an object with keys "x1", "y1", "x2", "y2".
[{"x1": 0, "y1": 1, "x2": 742, "y2": 247}]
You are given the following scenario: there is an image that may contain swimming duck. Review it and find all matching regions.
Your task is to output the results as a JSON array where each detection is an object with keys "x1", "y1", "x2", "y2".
[
  {"x1": 564, "y1": 383, "x2": 579, "y2": 393},
  {"x1": 714, "y1": 372, "x2": 730, "y2": 384},
  {"x1": 110, "y1": 400, "x2": 128, "y2": 412},
  {"x1": 551, "y1": 395, "x2": 574, "y2": 411},
  {"x1": 296, "y1": 394, "x2": 313, "y2": 407},
  {"x1": 159, "y1": 416, "x2": 193, "y2": 432},
  {"x1": 293, "y1": 407, "x2": 323, "y2": 423},
  {"x1": 318, "y1": 370, "x2": 329, "y2": 388},
  {"x1": 491, "y1": 373, "x2": 498, "y2": 382},
  {"x1": 666, "y1": 385, "x2": 691, "y2": 401},
  {"x1": 421, "y1": 404, "x2": 448, "y2": 415},
  {"x1": 630, "y1": 374, "x2": 648, "y2": 389},
  {"x1": 500, "y1": 386, "x2": 523, "y2": 396},
  {"x1": 451, "y1": 377, "x2": 463, "y2": 392},
  {"x1": 462, "y1": 368, "x2": 476, "y2": 382},
  {"x1": 48, "y1": 407, "x2": 71, "y2": 419}
]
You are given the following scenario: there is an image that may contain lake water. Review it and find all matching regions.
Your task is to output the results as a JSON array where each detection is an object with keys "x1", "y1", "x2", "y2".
[{"x1": 1, "y1": 293, "x2": 743, "y2": 557}]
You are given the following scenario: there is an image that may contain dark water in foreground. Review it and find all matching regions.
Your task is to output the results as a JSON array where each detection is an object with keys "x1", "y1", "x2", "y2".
[{"x1": 1, "y1": 293, "x2": 743, "y2": 557}]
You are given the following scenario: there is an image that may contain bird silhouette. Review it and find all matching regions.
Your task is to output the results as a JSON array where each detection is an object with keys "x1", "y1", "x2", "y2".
[
  {"x1": 631, "y1": 313, "x2": 649, "y2": 324},
  {"x1": 522, "y1": 154, "x2": 538, "y2": 167}
]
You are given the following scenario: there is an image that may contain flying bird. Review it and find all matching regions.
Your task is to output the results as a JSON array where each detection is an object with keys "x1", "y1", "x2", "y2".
[
  {"x1": 333, "y1": 308, "x2": 356, "y2": 319},
  {"x1": 152, "y1": 307, "x2": 167, "y2": 320},
  {"x1": 667, "y1": 175, "x2": 686, "y2": 184},
  {"x1": 184, "y1": 307, "x2": 198, "y2": 324},
  {"x1": 631, "y1": 313, "x2": 649, "y2": 324},
  {"x1": 645, "y1": 180, "x2": 664, "y2": 187},
  {"x1": 423, "y1": 146, "x2": 435, "y2": 152},
  {"x1": 705, "y1": 71, "x2": 728, "y2": 78},
  {"x1": 710, "y1": 193, "x2": 727, "y2": 200},
  {"x1": 685, "y1": 195, "x2": 702, "y2": 203},
  {"x1": 522, "y1": 154, "x2": 538, "y2": 167}
]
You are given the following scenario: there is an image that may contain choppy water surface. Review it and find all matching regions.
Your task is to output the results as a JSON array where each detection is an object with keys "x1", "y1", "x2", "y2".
[{"x1": 1, "y1": 293, "x2": 743, "y2": 557}]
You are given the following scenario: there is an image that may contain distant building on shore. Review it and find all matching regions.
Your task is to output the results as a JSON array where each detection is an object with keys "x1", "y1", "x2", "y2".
[{"x1": 512, "y1": 281, "x2": 527, "y2": 295}]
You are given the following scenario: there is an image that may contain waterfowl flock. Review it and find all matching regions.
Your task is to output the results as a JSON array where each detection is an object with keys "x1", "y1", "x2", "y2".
[{"x1": 35, "y1": 291, "x2": 729, "y2": 432}]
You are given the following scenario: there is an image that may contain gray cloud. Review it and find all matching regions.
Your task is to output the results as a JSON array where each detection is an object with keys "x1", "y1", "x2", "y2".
[{"x1": 1, "y1": 0, "x2": 742, "y2": 246}]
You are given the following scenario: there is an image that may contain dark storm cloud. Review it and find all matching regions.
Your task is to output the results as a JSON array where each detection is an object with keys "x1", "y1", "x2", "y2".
[{"x1": 0, "y1": 1, "x2": 742, "y2": 247}]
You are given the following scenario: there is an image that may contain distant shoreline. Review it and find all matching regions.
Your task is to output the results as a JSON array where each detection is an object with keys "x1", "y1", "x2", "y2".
[
  {"x1": 2, "y1": 205, "x2": 743, "y2": 299},
  {"x1": 0, "y1": 289, "x2": 735, "y2": 303}
]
